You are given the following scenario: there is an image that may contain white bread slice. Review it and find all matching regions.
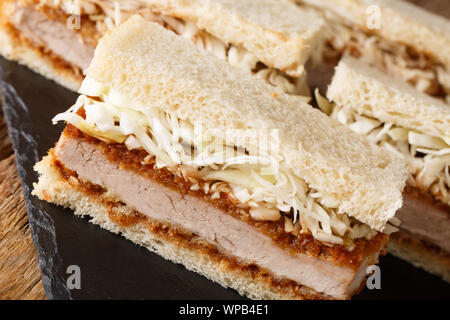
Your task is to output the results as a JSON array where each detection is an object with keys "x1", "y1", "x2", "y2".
[
  {"x1": 32, "y1": 154, "x2": 331, "y2": 300},
  {"x1": 143, "y1": 0, "x2": 326, "y2": 77},
  {"x1": 0, "y1": 22, "x2": 81, "y2": 91},
  {"x1": 298, "y1": 0, "x2": 450, "y2": 69},
  {"x1": 85, "y1": 16, "x2": 407, "y2": 232},
  {"x1": 327, "y1": 56, "x2": 450, "y2": 139}
]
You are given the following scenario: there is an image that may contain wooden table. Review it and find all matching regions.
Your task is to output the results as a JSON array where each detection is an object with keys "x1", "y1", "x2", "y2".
[{"x1": 0, "y1": 98, "x2": 46, "y2": 299}]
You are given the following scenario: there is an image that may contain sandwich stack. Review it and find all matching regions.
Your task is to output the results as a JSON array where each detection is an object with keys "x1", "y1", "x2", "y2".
[{"x1": 33, "y1": 16, "x2": 408, "y2": 300}]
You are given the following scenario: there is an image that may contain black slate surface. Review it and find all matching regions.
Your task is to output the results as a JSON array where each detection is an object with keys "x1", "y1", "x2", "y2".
[{"x1": 1, "y1": 57, "x2": 449, "y2": 300}]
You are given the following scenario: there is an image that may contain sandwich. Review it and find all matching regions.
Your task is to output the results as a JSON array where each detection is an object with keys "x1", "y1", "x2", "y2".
[
  {"x1": 294, "y1": 0, "x2": 450, "y2": 103},
  {"x1": 321, "y1": 55, "x2": 450, "y2": 282},
  {"x1": 32, "y1": 16, "x2": 408, "y2": 300},
  {"x1": 0, "y1": 0, "x2": 326, "y2": 95}
]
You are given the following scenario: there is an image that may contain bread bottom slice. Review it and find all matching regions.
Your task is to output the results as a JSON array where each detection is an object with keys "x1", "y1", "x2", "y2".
[
  {"x1": 0, "y1": 21, "x2": 82, "y2": 91},
  {"x1": 388, "y1": 230, "x2": 450, "y2": 283},
  {"x1": 387, "y1": 188, "x2": 450, "y2": 283},
  {"x1": 33, "y1": 154, "x2": 337, "y2": 300}
]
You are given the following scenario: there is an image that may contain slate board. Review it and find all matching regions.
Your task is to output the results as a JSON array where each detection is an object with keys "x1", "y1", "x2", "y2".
[{"x1": 1, "y1": 57, "x2": 449, "y2": 300}]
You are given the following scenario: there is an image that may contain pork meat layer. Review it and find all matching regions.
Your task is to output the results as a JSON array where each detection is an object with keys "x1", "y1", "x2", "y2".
[{"x1": 9, "y1": 4, "x2": 94, "y2": 70}]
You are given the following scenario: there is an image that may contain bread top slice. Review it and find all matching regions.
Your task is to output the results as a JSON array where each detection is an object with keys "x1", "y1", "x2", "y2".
[
  {"x1": 84, "y1": 16, "x2": 407, "y2": 232},
  {"x1": 299, "y1": 0, "x2": 450, "y2": 69},
  {"x1": 142, "y1": 0, "x2": 326, "y2": 77},
  {"x1": 327, "y1": 56, "x2": 450, "y2": 139}
]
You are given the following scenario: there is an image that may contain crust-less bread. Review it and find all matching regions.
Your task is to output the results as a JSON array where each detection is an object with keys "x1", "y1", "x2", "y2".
[
  {"x1": 0, "y1": 20, "x2": 81, "y2": 91},
  {"x1": 84, "y1": 16, "x2": 406, "y2": 231},
  {"x1": 33, "y1": 153, "x2": 337, "y2": 300},
  {"x1": 327, "y1": 56, "x2": 450, "y2": 139},
  {"x1": 143, "y1": 0, "x2": 325, "y2": 77},
  {"x1": 298, "y1": 0, "x2": 450, "y2": 69}
]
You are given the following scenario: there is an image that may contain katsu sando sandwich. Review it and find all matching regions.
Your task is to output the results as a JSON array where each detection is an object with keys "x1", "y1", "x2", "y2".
[
  {"x1": 294, "y1": 0, "x2": 450, "y2": 102},
  {"x1": 322, "y1": 56, "x2": 450, "y2": 282},
  {"x1": 0, "y1": 0, "x2": 325, "y2": 95},
  {"x1": 33, "y1": 16, "x2": 407, "y2": 299}
]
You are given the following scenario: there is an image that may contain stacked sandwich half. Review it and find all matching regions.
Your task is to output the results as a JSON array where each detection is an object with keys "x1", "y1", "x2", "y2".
[
  {"x1": 33, "y1": 16, "x2": 408, "y2": 300},
  {"x1": 0, "y1": 0, "x2": 325, "y2": 95},
  {"x1": 322, "y1": 56, "x2": 450, "y2": 282}
]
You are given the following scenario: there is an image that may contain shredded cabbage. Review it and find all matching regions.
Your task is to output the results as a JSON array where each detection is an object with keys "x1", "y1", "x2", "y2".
[
  {"x1": 408, "y1": 132, "x2": 448, "y2": 150},
  {"x1": 314, "y1": 89, "x2": 333, "y2": 115},
  {"x1": 388, "y1": 128, "x2": 409, "y2": 141},
  {"x1": 330, "y1": 103, "x2": 450, "y2": 206},
  {"x1": 349, "y1": 115, "x2": 381, "y2": 135},
  {"x1": 52, "y1": 80, "x2": 383, "y2": 246}
]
